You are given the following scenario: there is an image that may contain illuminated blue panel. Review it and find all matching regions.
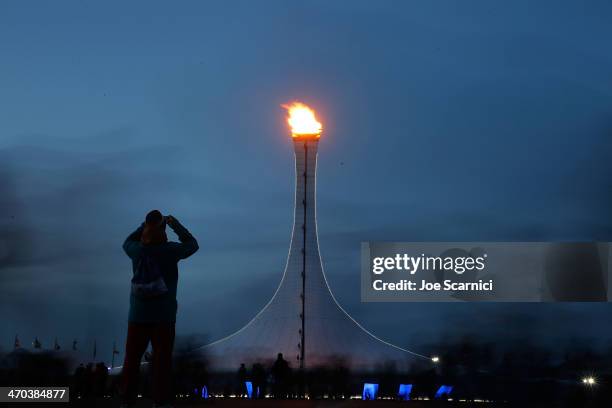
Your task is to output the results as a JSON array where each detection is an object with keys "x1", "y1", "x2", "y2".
[
  {"x1": 435, "y1": 385, "x2": 454, "y2": 399},
  {"x1": 398, "y1": 384, "x2": 412, "y2": 400},
  {"x1": 362, "y1": 383, "x2": 379, "y2": 400},
  {"x1": 245, "y1": 381, "x2": 253, "y2": 399},
  {"x1": 201, "y1": 386, "x2": 209, "y2": 399}
]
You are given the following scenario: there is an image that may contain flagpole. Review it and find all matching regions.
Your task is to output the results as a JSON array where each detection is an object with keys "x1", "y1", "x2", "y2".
[{"x1": 111, "y1": 341, "x2": 116, "y2": 369}]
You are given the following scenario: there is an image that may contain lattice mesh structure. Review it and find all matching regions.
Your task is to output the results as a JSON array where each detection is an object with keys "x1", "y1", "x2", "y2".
[{"x1": 202, "y1": 139, "x2": 428, "y2": 371}]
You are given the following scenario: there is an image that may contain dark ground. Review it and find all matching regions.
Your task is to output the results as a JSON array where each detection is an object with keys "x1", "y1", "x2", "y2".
[
  {"x1": 21, "y1": 399, "x2": 504, "y2": 408},
  {"x1": 2, "y1": 348, "x2": 609, "y2": 407}
]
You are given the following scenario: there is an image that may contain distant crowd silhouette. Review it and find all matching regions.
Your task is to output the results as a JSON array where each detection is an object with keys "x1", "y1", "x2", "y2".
[
  {"x1": 66, "y1": 351, "x2": 296, "y2": 401},
  {"x1": 72, "y1": 362, "x2": 109, "y2": 399},
  {"x1": 236, "y1": 353, "x2": 293, "y2": 399}
]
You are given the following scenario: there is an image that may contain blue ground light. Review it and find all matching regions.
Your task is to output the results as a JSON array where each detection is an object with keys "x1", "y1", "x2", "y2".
[
  {"x1": 245, "y1": 381, "x2": 260, "y2": 399},
  {"x1": 398, "y1": 384, "x2": 413, "y2": 400},
  {"x1": 435, "y1": 385, "x2": 454, "y2": 399},
  {"x1": 362, "y1": 383, "x2": 379, "y2": 400},
  {"x1": 193, "y1": 387, "x2": 208, "y2": 399}
]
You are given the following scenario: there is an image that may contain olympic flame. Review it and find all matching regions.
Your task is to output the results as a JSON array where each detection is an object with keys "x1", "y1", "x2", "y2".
[{"x1": 283, "y1": 102, "x2": 322, "y2": 138}]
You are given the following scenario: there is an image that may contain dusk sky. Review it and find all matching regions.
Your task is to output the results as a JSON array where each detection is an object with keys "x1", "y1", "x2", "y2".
[{"x1": 1, "y1": 1, "x2": 612, "y2": 363}]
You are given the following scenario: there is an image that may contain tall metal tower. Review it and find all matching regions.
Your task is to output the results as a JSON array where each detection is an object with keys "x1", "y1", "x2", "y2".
[
  {"x1": 202, "y1": 104, "x2": 429, "y2": 371},
  {"x1": 294, "y1": 135, "x2": 317, "y2": 369}
]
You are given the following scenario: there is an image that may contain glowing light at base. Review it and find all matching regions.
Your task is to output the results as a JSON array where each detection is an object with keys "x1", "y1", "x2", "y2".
[
  {"x1": 435, "y1": 385, "x2": 454, "y2": 399},
  {"x1": 582, "y1": 376, "x2": 596, "y2": 386},
  {"x1": 245, "y1": 381, "x2": 260, "y2": 399},
  {"x1": 362, "y1": 383, "x2": 379, "y2": 400},
  {"x1": 398, "y1": 384, "x2": 413, "y2": 401},
  {"x1": 283, "y1": 101, "x2": 322, "y2": 138}
]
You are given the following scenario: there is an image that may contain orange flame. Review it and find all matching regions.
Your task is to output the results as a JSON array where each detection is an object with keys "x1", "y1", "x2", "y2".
[{"x1": 283, "y1": 102, "x2": 322, "y2": 138}]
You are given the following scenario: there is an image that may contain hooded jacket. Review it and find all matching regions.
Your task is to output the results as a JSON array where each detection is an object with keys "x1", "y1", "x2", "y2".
[{"x1": 123, "y1": 218, "x2": 199, "y2": 322}]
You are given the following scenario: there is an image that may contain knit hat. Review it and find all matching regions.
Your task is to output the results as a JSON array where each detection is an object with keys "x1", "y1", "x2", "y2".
[{"x1": 141, "y1": 210, "x2": 167, "y2": 245}]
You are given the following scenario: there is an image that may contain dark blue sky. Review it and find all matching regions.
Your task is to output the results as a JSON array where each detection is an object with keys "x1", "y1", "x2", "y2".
[{"x1": 1, "y1": 1, "x2": 612, "y2": 362}]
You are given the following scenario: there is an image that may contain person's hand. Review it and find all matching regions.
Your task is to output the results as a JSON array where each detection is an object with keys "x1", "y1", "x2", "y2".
[{"x1": 165, "y1": 215, "x2": 177, "y2": 228}]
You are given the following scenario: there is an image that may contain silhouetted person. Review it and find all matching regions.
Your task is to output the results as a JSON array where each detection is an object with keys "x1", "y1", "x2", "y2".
[
  {"x1": 94, "y1": 362, "x2": 108, "y2": 397},
  {"x1": 73, "y1": 363, "x2": 85, "y2": 398},
  {"x1": 83, "y1": 363, "x2": 94, "y2": 399},
  {"x1": 237, "y1": 363, "x2": 247, "y2": 397},
  {"x1": 271, "y1": 353, "x2": 291, "y2": 398},
  {"x1": 251, "y1": 363, "x2": 266, "y2": 399},
  {"x1": 120, "y1": 211, "x2": 199, "y2": 407}
]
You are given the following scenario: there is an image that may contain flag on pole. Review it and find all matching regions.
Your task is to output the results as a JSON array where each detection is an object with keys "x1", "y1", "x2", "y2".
[
  {"x1": 111, "y1": 341, "x2": 120, "y2": 368},
  {"x1": 14, "y1": 335, "x2": 20, "y2": 349}
]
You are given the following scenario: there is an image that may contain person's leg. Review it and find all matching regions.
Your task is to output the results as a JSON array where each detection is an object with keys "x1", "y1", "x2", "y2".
[
  {"x1": 120, "y1": 323, "x2": 152, "y2": 406},
  {"x1": 150, "y1": 322, "x2": 176, "y2": 405}
]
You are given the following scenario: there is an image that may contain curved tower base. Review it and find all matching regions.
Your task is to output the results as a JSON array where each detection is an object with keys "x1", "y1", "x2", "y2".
[{"x1": 202, "y1": 139, "x2": 429, "y2": 372}]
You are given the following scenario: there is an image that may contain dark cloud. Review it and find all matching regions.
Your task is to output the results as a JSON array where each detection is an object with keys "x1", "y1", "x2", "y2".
[{"x1": 0, "y1": 160, "x2": 32, "y2": 274}]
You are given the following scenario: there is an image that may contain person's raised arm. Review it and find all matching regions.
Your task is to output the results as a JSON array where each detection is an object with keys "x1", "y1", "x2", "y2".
[
  {"x1": 122, "y1": 224, "x2": 144, "y2": 259},
  {"x1": 166, "y1": 215, "x2": 199, "y2": 260}
]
